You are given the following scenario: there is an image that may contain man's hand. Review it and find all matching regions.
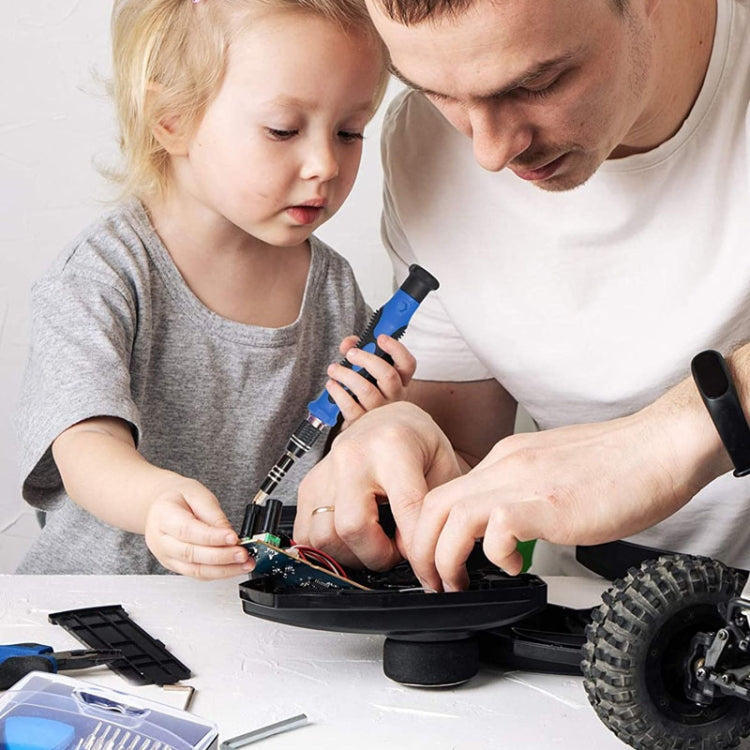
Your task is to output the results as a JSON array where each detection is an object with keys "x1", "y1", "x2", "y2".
[
  {"x1": 297, "y1": 377, "x2": 731, "y2": 592},
  {"x1": 144, "y1": 478, "x2": 254, "y2": 579},
  {"x1": 294, "y1": 401, "x2": 461, "y2": 571},
  {"x1": 411, "y1": 408, "x2": 701, "y2": 591}
]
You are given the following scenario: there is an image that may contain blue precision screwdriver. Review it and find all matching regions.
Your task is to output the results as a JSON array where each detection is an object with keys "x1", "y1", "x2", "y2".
[
  {"x1": 240, "y1": 264, "x2": 439, "y2": 541},
  {"x1": 0, "y1": 643, "x2": 122, "y2": 690}
]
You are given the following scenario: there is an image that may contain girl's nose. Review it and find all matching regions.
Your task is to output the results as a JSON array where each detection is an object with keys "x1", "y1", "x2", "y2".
[{"x1": 301, "y1": 139, "x2": 340, "y2": 182}]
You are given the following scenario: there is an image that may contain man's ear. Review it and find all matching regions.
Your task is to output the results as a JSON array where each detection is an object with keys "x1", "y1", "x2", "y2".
[
  {"x1": 643, "y1": 0, "x2": 661, "y2": 18},
  {"x1": 152, "y1": 113, "x2": 189, "y2": 156}
]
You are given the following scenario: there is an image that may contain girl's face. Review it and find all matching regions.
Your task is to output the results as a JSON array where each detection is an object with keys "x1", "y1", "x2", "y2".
[{"x1": 172, "y1": 10, "x2": 384, "y2": 247}]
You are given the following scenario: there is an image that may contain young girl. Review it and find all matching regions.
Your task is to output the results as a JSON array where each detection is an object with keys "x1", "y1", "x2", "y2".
[{"x1": 15, "y1": 0, "x2": 412, "y2": 577}]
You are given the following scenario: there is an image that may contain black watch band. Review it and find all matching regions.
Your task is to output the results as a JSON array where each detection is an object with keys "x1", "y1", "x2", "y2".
[{"x1": 691, "y1": 349, "x2": 750, "y2": 477}]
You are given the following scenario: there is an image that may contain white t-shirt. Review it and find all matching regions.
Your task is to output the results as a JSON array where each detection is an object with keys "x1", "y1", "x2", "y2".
[{"x1": 381, "y1": 0, "x2": 750, "y2": 574}]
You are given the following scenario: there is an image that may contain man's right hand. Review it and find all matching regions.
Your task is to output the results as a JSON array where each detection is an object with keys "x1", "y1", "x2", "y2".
[{"x1": 294, "y1": 401, "x2": 462, "y2": 573}]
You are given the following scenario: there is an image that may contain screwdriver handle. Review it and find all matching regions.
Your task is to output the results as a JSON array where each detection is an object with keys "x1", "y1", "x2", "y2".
[
  {"x1": 0, "y1": 654, "x2": 56, "y2": 689},
  {"x1": 0, "y1": 644, "x2": 57, "y2": 689},
  {"x1": 307, "y1": 264, "x2": 439, "y2": 426}
]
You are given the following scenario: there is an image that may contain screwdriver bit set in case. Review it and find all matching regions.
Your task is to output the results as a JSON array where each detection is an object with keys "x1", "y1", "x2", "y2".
[{"x1": 0, "y1": 672, "x2": 217, "y2": 750}]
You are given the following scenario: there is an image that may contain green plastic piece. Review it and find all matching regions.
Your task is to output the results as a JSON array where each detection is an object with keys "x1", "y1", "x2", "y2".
[
  {"x1": 256, "y1": 532, "x2": 281, "y2": 547},
  {"x1": 517, "y1": 540, "x2": 536, "y2": 572}
]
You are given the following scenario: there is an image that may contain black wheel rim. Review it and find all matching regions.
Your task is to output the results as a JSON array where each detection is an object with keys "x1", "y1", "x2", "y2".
[{"x1": 645, "y1": 602, "x2": 737, "y2": 725}]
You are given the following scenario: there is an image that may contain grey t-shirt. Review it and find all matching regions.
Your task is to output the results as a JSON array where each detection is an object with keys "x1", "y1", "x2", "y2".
[{"x1": 15, "y1": 200, "x2": 370, "y2": 574}]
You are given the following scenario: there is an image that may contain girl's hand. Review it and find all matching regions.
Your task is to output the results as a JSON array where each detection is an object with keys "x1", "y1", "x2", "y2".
[
  {"x1": 144, "y1": 478, "x2": 254, "y2": 579},
  {"x1": 325, "y1": 334, "x2": 416, "y2": 426}
]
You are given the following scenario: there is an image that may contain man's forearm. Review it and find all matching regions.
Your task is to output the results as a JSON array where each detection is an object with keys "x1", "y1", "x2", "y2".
[
  {"x1": 408, "y1": 378, "x2": 517, "y2": 469},
  {"x1": 727, "y1": 343, "x2": 750, "y2": 419},
  {"x1": 642, "y1": 349, "x2": 739, "y2": 505}
]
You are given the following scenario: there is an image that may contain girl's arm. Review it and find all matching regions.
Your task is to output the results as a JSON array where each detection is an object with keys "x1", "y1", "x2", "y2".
[{"x1": 52, "y1": 417, "x2": 252, "y2": 579}]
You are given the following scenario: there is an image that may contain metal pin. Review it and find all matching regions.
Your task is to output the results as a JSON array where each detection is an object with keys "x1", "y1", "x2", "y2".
[
  {"x1": 114, "y1": 732, "x2": 131, "y2": 750},
  {"x1": 220, "y1": 714, "x2": 309, "y2": 750}
]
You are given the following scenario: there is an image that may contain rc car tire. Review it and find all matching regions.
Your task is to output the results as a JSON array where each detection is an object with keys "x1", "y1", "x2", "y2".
[{"x1": 582, "y1": 554, "x2": 750, "y2": 750}]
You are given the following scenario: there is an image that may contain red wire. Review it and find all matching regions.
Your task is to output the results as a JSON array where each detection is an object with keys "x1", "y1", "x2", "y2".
[{"x1": 292, "y1": 544, "x2": 347, "y2": 577}]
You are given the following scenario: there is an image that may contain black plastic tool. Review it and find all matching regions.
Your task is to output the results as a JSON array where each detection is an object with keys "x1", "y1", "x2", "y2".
[{"x1": 48, "y1": 604, "x2": 190, "y2": 686}]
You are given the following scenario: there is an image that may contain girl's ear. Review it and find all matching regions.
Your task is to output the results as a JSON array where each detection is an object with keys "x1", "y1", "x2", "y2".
[
  {"x1": 152, "y1": 113, "x2": 189, "y2": 156},
  {"x1": 147, "y1": 82, "x2": 190, "y2": 155}
]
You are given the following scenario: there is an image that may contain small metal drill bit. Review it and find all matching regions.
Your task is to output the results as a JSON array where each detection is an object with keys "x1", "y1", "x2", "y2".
[
  {"x1": 92, "y1": 725, "x2": 111, "y2": 750},
  {"x1": 84, "y1": 723, "x2": 103, "y2": 750},
  {"x1": 103, "y1": 727, "x2": 121, "y2": 750}
]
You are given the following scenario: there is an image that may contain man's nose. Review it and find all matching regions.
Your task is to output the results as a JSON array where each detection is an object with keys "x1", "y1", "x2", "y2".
[
  {"x1": 301, "y1": 138, "x2": 340, "y2": 182},
  {"x1": 469, "y1": 105, "x2": 532, "y2": 173}
]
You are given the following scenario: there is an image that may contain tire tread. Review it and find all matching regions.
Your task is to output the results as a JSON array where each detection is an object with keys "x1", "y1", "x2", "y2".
[{"x1": 582, "y1": 554, "x2": 750, "y2": 750}]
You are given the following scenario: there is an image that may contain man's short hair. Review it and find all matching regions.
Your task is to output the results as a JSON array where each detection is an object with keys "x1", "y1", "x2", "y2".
[{"x1": 378, "y1": 0, "x2": 627, "y2": 26}]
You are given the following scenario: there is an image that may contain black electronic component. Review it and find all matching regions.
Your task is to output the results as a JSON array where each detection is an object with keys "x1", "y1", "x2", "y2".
[
  {"x1": 240, "y1": 540, "x2": 548, "y2": 687},
  {"x1": 238, "y1": 504, "x2": 593, "y2": 686},
  {"x1": 260, "y1": 499, "x2": 282, "y2": 535},
  {"x1": 241, "y1": 556, "x2": 546, "y2": 636}
]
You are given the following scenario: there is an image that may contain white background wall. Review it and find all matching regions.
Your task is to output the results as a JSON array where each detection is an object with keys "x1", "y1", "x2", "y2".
[{"x1": 0, "y1": 2, "x2": 402, "y2": 572}]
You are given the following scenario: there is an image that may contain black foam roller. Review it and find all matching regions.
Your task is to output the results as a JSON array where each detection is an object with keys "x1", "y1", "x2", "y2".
[{"x1": 383, "y1": 636, "x2": 479, "y2": 687}]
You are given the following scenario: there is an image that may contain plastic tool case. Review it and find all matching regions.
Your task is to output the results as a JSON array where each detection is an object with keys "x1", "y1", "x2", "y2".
[{"x1": 0, "y1": 672, "x2": 217, "y2": 750}]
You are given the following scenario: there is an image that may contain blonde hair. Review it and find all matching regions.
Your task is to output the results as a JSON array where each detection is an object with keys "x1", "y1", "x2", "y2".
[{"x1": 109, "y1": 0, "x2": 388, "y2": 201}]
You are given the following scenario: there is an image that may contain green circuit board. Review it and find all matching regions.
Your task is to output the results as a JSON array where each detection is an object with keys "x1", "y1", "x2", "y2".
[{"x1": 243, "y1": 539, "x2": 370, "y2": 591}]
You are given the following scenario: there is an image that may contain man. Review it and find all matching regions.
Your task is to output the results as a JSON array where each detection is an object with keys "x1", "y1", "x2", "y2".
[{"x1": 293, "y1": 0, "x2": 750, "y2": 592}]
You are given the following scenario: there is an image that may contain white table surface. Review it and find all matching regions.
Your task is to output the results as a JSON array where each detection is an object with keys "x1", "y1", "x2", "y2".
[{"x1": 0, "y1": 574, "x2": 628, "y2": 749}]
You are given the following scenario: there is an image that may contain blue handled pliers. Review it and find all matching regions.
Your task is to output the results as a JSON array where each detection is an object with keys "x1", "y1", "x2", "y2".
[{"x1": 0, "y1": 642, "x2": 122, "y2": 690}]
